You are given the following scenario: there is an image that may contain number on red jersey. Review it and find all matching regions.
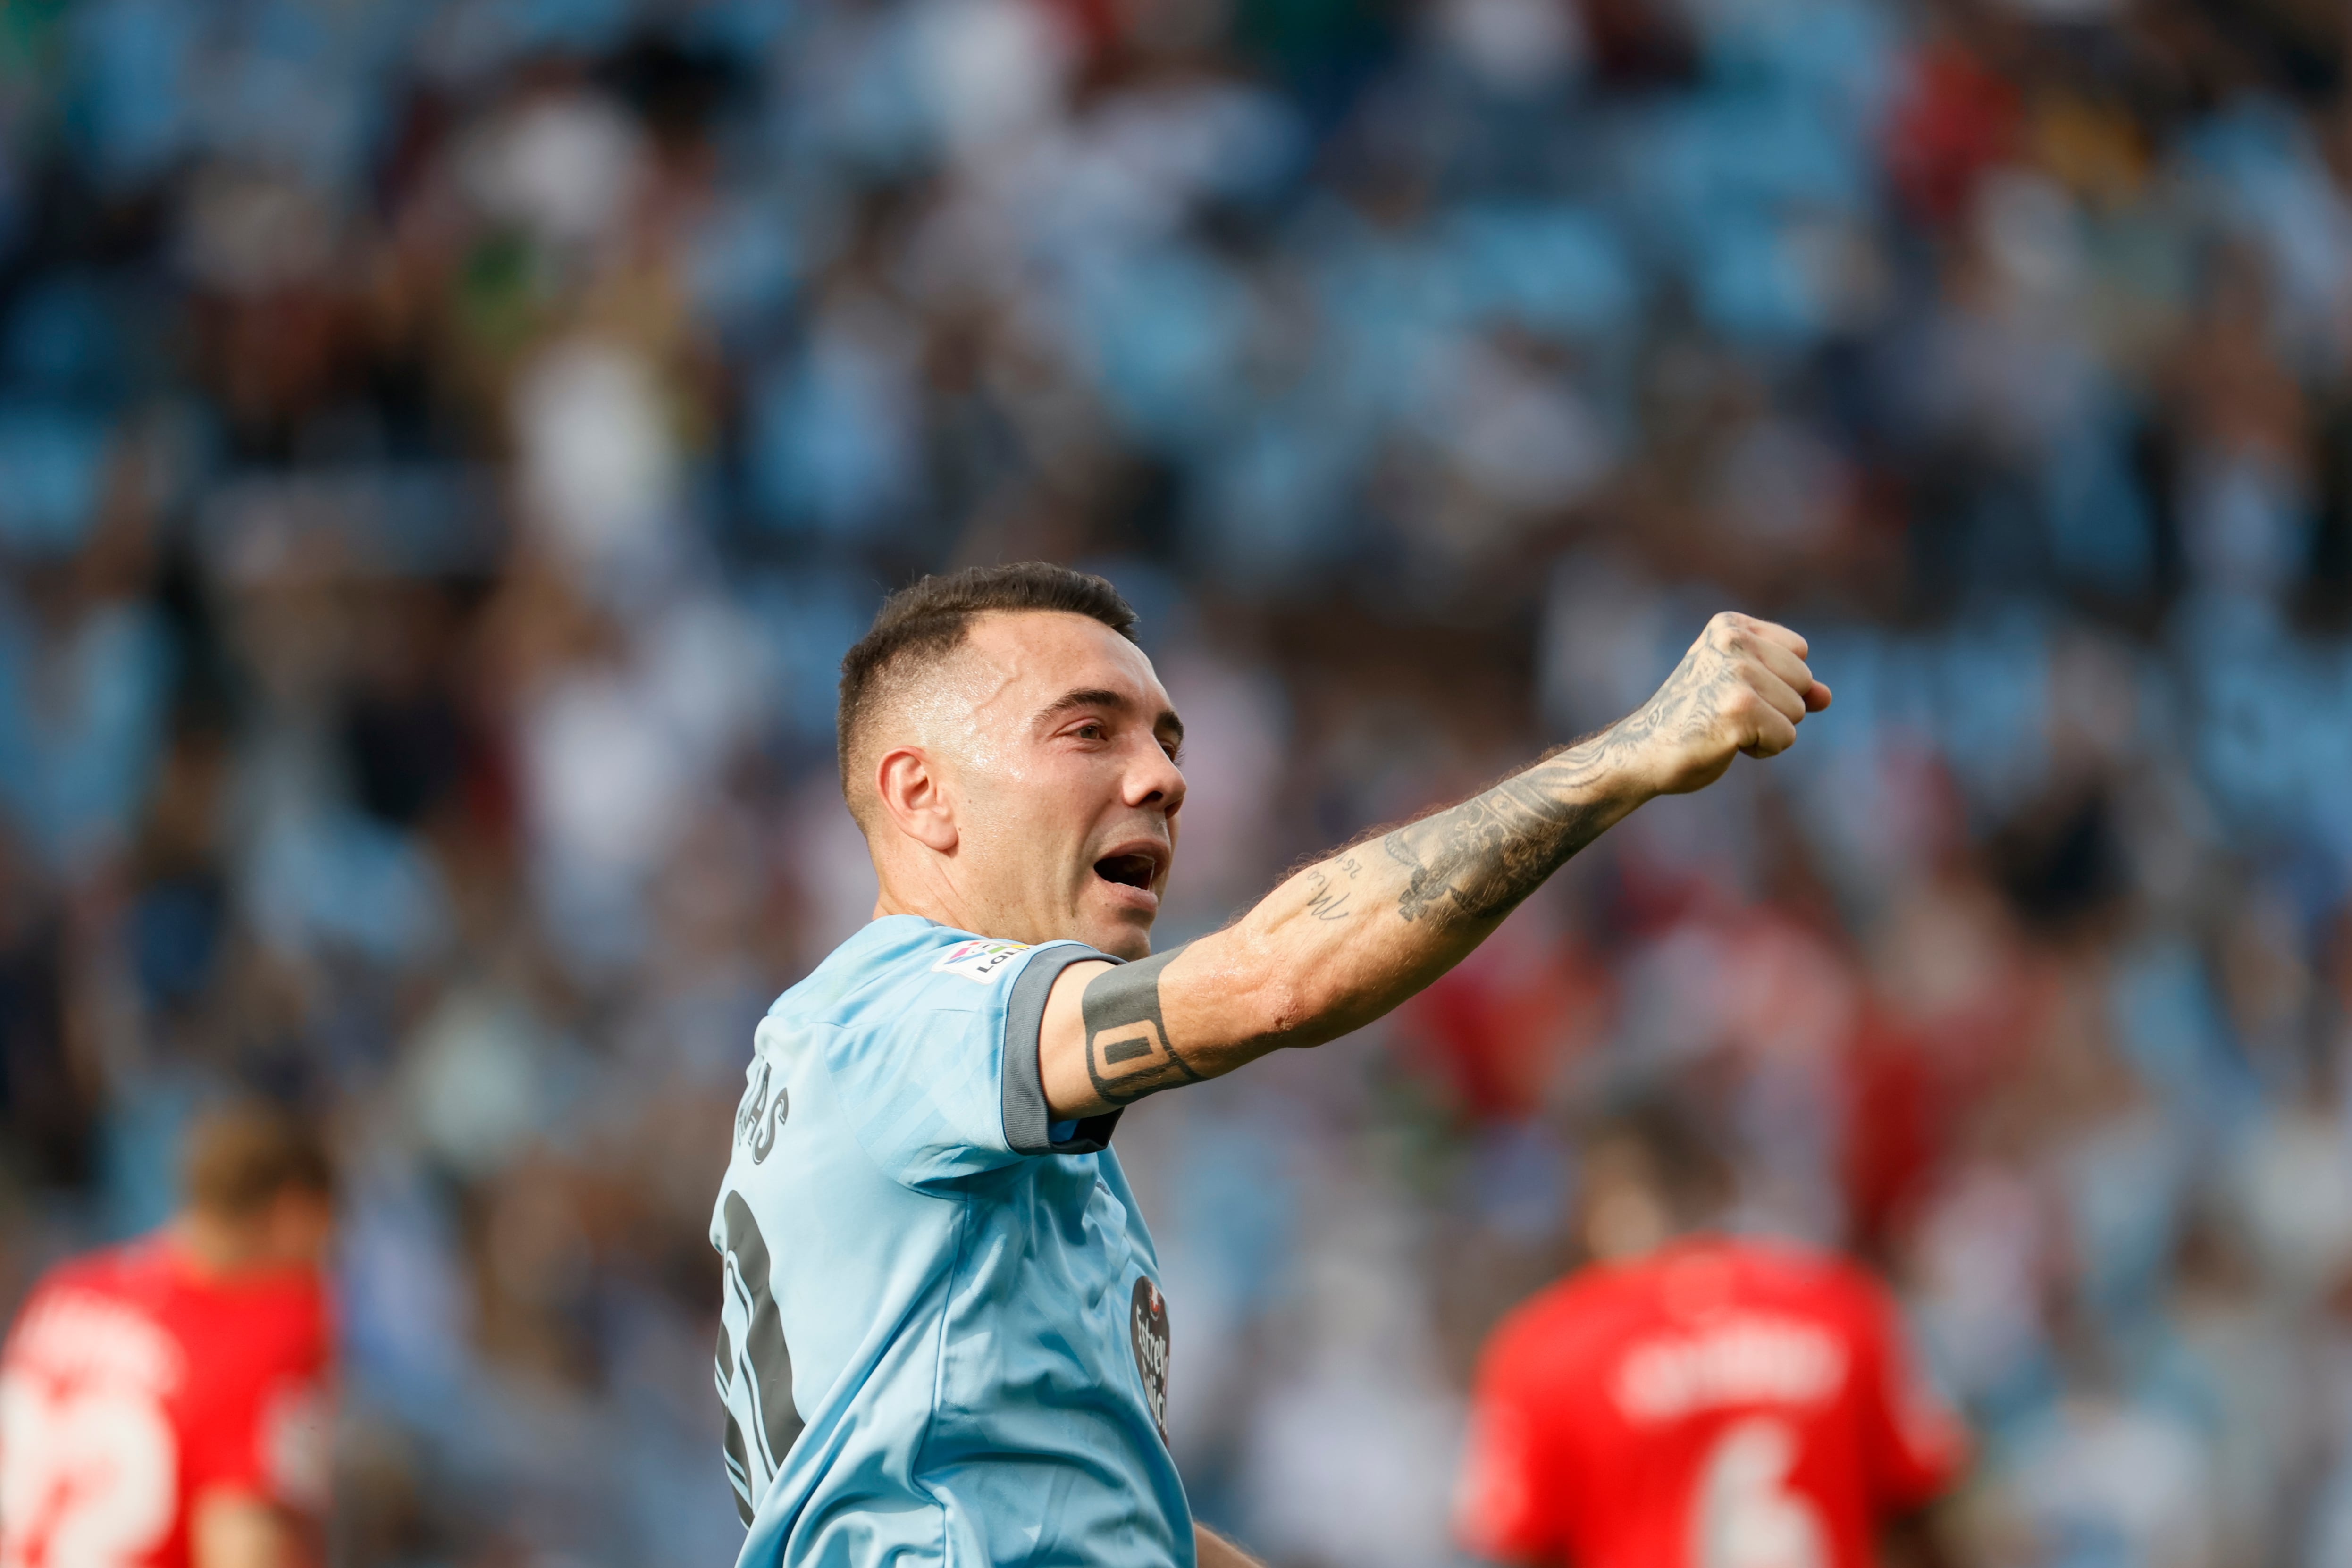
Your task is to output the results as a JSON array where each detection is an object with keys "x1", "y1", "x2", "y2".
[
  {"x1": 1691, "y1": 1418, "x2": 1830, "y2": 1568},
  {"x1": 1455, "y1": 1241, "x2": 1967, "y2": 1568},
  {"x1": 0, "y1": 1241, "x2": 330, "y2": 1568},
  {"x1": 0, "y1": 1375, "x2": 179, "y2": 1568}
]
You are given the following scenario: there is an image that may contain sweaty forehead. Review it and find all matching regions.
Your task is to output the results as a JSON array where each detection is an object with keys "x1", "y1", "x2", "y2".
[{"x1": 951, "y1": 611, "x2": 1165, "y2": 715}]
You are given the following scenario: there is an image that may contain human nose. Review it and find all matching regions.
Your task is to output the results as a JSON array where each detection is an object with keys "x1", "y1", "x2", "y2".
[{"x1": 1126, "y1": 741, "x2": 1185, "y2": 816}]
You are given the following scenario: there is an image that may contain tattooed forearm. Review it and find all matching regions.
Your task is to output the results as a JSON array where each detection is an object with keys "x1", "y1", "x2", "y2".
[
  {"x1": 1081, "y1": 948, "x2": 1204, "y2": 1105},
  {"x1": 1037, "y1": 612, "x2": 1814, "y2": 1113},
  {"x1": 1373, "y1": 625, "x2": 1758, "y2": 929},
  {"x1": 1303, "y1": 869, "x2": 1353, "y2": 922},
  {"x1": 1595, "y1": 636, "x2": 1726, "y2": 761},
  {"x1": 1378, "y1": 730, "x2": 1628, "y2": 929}
]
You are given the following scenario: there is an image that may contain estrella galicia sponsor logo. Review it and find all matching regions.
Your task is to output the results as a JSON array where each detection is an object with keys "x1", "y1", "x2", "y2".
[
  {"x1": 734, "y1": 1058, "x2": 789, "y2": 1164},
  {"x1": 931, "y1": 939, "x2": 1031, "y2": 985},
  {"x1": 1129, "y1": 1275, "x2": 1170, "y2": 1444}
]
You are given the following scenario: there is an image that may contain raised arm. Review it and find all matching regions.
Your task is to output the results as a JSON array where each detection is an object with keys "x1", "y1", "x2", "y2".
[{"x1": 1038, "y1": 613, "x2": 1829, "y2": 1117}]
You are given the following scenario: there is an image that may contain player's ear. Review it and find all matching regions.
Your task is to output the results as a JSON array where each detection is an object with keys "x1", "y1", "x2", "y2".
[{"x1": 875, "y1": 745, "x2": 959, "y2": 854}]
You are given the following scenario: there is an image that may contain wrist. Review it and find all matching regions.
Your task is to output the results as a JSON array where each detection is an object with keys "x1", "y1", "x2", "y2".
[{"x1": 1575, "y1": 718, "x2": 1667, "y2": 810}]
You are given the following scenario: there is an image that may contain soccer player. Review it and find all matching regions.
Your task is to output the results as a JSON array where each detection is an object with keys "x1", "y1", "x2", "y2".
[
  {"x1": 0, "y1": 1104, "x2": 334, "y2": 1568},
  {"x1": 1454, "y1": 1103, "x2": 1969, "y2": 1568},
  {"x1": 711, "y1": 563, "x2": 1830, "y2": 1568}
]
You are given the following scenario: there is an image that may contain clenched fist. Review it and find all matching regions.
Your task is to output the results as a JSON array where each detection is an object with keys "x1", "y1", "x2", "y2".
[{"x1": 1613, "y1": 613, "x2": 1831, "y2": 797}]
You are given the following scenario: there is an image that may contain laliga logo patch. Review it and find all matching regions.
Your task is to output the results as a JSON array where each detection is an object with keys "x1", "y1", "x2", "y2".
[
  {"x1": 932, "y1": 939, "x2": 1031, "y2": 985},
  {"x1": 1129, "y1": 1276, "x2": 1171, "y2": 1444}
]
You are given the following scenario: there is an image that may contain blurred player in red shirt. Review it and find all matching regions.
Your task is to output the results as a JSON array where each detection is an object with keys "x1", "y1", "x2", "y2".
[
  {"x1": 0, "y1": 1104, "x2": 334, "y2": 1568},
  {"x1": 1457, "y1": 1102, "x2": 1968, "y2": 1568}
]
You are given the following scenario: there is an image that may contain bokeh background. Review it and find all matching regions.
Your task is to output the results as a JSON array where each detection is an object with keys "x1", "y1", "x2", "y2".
[{"x1": 1, "y1": 0, "x2": 2349, "y2": 1562}]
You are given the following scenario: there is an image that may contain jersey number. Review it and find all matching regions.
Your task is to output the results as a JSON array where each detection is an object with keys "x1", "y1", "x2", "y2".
[
  {"x1": 1691, "y1": 1418, "x2": 1829, "y2": 1568},
  {"x1": 714, "y1": 1192, "x2": 804, "y2": 1527},
  {"x1": 0, "y1": 1374, "x2": 177, "y2": 1568}
]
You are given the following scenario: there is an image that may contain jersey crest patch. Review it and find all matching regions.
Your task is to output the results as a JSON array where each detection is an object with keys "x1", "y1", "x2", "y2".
[
  {"x1": 931, "y1": 939, "x2": 1031, "y2": 985},
  {"x1": 1129, "y1": 1276, "x2": 1170, "y2": 1443}
]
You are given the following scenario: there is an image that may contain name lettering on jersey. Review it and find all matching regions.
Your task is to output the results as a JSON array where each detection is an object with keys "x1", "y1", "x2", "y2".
[
  {"x1": 735, "y1": 1057, "x2": 789, "y2": 1164},
  {"x1": 1612, "y1": 1313, "x2": 1846, "y2": 1425},
  {"x1": 3, "y1": 1289, "x2": 185, "y2": 1394},
  {"x1": 932, "y1": 939, "x2": 1031, "y2": 985}
]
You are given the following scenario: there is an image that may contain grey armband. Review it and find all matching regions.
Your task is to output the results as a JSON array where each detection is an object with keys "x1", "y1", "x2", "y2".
[{"x1": 1002, "y1": 943, "x2": 1123, "y2": 1154}]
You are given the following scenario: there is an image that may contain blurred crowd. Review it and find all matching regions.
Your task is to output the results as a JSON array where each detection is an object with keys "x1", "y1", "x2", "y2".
[{"x1": 1, "y1": 0, "x2": 2349, "y2": 1563}]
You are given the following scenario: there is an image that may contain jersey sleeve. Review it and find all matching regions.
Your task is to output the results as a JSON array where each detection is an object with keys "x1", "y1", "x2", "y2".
[
  {"x1": 1455, "y1": 1319, "x2": 1571, "y2": 1564},
  {"x1": 181, "y1": 1288, "x2": 333, "y2": 1517},
  {"x1": 1850, "y1": 1275, "x2": 1969, "y2": 1513},
  {"x1": 823, "y1": 934, "x2": 1123, "y2": 1192}
]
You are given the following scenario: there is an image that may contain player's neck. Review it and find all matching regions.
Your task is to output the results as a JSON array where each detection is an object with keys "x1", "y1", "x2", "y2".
[
  {"x1": 169, "y1": 1215, "x2": 278, "y2": 1279},
  {"x1": 873, "y1": 869, "x2": 995, "y2": 940}
]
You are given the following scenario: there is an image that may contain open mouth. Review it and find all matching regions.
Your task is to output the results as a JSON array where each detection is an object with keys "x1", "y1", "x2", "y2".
[{"x1": 1092, "y1": 853, "x2": 1159, "y2": 892}]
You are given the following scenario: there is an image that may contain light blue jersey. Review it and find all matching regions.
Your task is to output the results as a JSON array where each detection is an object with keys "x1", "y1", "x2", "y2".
[{"x1": 711, "y1": 915, "x2": 1190, "y2": 1568}]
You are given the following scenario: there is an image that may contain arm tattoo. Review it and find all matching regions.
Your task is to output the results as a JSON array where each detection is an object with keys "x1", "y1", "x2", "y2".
[
  {"x1": 1602, "y1": 636, "x2": 1727, "y2": 759},
  {"x1": 1377, "y1": 626, "x2": 1750, "y2": 930},
  {"x1": 1378, "y1": 729, "x2": 1636, "y2": 929},
  {"x1": 1382, "y1": 770, "x2": 1608, "y2": 929},
  {"x1": 1303, "y1": 869, "x2": 1353, "y2": 922},
  {"x1": 1082, "y1": 948, "x2": 1204, "y2": 1106}
]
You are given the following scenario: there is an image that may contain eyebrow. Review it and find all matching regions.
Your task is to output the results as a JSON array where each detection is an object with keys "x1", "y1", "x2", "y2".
[{"x1": 1037, "y1": 688, "x2": 1185, "y2": 748}]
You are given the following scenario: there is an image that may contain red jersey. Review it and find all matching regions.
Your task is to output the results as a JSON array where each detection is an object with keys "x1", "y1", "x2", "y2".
[
  {"x1": 1457, "y1": 1237, "x2": 1966, "y2": 1568},
  {"x1": 0, "y1": 1234, "x2": 330, "y2": 1568}
]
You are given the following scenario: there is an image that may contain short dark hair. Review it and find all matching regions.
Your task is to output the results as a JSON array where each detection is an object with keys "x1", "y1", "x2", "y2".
[
  {"x1": 182, "y1": 1102, "x2": 335, "y2": 1221},
  {"x1": 837, "y1": 563, "x2": 1139, "y2": 806}
]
